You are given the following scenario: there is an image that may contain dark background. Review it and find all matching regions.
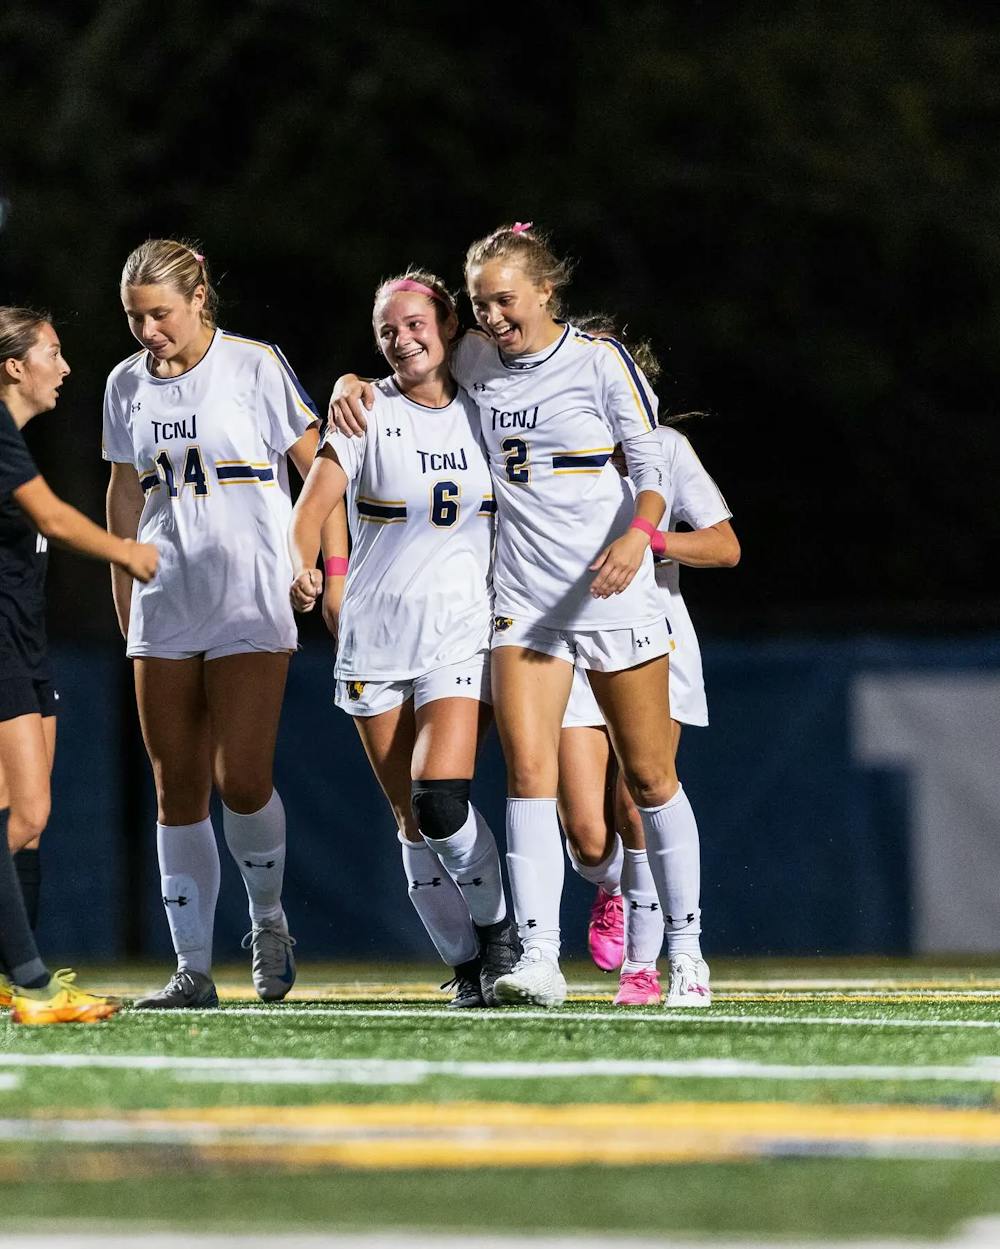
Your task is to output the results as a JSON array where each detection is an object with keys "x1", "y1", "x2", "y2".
[{"x1": 3, "y1": 0, "x2": 996, "y2": 642}]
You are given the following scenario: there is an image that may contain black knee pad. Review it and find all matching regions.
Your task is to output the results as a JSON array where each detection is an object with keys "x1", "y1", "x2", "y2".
[{"x1": 411, "y1": 778, "x2": 471, "y2": 841}]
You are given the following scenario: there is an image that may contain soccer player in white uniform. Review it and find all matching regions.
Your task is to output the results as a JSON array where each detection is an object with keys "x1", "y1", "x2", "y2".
[
  {"x1": 557, "y1": 343, "x2": 739, "y2": 1005},
  {"x1": 289, "y1": 271, "x2": 518, "y2": 1008},
  {"x1": 333, "y1": 224, "x2": 696, "y2": 1008},
  {"x1": 104, "y1": 239, "x2": 332, "y2": 1009}
]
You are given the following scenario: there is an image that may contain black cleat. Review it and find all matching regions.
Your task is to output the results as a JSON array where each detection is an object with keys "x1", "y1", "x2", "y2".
[
  {"x1": 133, "y1": 969, "x2": 219, "y2": 1010},
  {"x1": 441, "y1": 956, "x2": 486, "y2": 1009},
  {"x1": 477, "y1": 918, "x2": 522, "y2": 1006}
]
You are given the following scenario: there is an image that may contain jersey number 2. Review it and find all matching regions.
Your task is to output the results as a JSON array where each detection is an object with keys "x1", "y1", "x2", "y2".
[{"x1": 501, "y1": 437, "x2": 530, "y2": 484}]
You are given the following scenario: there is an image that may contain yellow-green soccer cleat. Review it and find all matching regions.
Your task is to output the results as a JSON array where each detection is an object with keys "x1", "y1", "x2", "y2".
[
  {"x1": 0, "y1": 973, "x2": 12, "y2": 1009},
  {"x1": 10, "y1": 969, "x2": 121, "y2": 1025}
]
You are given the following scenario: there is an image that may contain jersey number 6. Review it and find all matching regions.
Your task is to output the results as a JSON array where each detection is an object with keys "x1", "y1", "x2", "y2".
[
  {"x1": 501, "y1": 437, "x2": 530, "y2": 484},
  {"x1": 430, "y1": 479, "x2": 460, "y2": 528}
]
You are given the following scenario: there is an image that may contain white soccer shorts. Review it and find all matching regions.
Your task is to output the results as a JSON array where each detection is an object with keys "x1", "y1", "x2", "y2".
[{"x1": 334, "y1": 649, "x2": 491, "y2": 718}]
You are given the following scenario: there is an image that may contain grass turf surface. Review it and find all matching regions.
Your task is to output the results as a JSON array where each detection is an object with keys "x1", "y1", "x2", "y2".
[{"x1": 2, "y1": 959, "x2": 1000, "y2": 1240}]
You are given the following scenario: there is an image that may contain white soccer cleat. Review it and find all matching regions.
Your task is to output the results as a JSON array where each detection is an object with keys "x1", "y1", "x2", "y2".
[
  {"x1": 241, "y1": 923, "x2": 297, "y2": 1002},
  {"x1": 492, "y1": 947, "x2": 567, "y2": 1008},
  {"x1": 666, "y1": 954, "x2": 712, "y2": 1008}
]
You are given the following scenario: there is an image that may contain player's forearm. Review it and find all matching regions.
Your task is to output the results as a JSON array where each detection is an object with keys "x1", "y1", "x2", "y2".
[
  {"x1": 289, "y1": 506, "x2": 323, "y2": 575},
  {"x1": 632, "y1": 488, "x2": 666, "y2": 531},
  {"x1": 41, "y1": 497, "x2": 134, "y2": 566},
  {"x1": 660, "y1": 522, "x2": 740, "y2": 569},
  {"x1": 106, "y1": 479, "x2": 142, "y2": 635}
]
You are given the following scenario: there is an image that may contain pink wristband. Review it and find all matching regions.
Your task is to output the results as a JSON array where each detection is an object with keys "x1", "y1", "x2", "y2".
[
  {"x1": 629, "y1": 517, "x2": 657, "y2": 540},
  {"x1": 650, "y1": 529, "x2": 667, "y2": 557},
  {"x1": 324, "y1": 556, "x2": 349, "y2": 577}
]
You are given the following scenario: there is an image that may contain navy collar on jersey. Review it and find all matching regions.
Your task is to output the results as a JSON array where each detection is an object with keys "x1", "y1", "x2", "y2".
[
  {"x1": 498, "y1": 321, "x2": 570, "y2": 371},
  {"x1": 387, "y1": 376, "x2": 460, "y2": 411},
  {"x1": 143, "y1": 326, "x2": 220, "y2": 382}
]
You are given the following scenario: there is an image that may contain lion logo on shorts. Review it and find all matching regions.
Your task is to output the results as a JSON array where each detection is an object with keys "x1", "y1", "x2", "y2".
[
  {"x1": 347, "y1": 680, "x2": 367, "y2": 701},
  {"x1": 493, "y1": 616, "x2": 514, "y2": 633}
]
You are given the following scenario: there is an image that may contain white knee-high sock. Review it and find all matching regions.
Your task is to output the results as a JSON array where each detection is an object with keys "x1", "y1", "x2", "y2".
[
  {"x1": 566, "y1": 833, "x2": 623, "y2": 897},
  {"x1": 506, "y1": 798, "x2": 563, "y2": 961},
  {"x1": 222, "y1": 790, "x2": 287, "y2": 927},
  {"x1": 157, "y1": 818, "x2": 220, "y2": 976},
  {"x1": 621, "y1": 847, "x2": 665, "y2": 973},
  {"x1": 422, "y1": 805, "x2": 506, "y2": 927},
  {"x1": 399, "y1": 833, "x2": 479, "y2": 967},
  {"x1": 636, "y1": 785, "x2": 702, "y2": 959}
]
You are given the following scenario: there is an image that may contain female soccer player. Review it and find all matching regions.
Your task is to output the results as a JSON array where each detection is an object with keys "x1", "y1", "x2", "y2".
[
  {"x1": 559, "y1": 378, "x2": 739, "y2": 1005},
  {"x1": 104, "y1": 239, "x2": 329, "y2": 1009},
  {"x1": 0, "y1": 306, "x2": 157, "y2": 1023},
  {"x1": 290, "y1": 271, "x2": 518, "y2": 1007},
  {"x1": 333, "y1": 224, "x2": 694, "y2": 1008}
]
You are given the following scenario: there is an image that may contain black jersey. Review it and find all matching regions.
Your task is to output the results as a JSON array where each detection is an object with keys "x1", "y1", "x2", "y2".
[{"x1": 0, "y1": 401, "x2": 48, "y2": 677}]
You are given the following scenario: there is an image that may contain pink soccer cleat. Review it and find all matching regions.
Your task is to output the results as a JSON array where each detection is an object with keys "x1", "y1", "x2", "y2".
[
  {"x1": 613, "y1": 968, "x2": 662, "y2": 1006},
  {"x1": 587, "y1": 888, "x2": 624, "y2": 971}
]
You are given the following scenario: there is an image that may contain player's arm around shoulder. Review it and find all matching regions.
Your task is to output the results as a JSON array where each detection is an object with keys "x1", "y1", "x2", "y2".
[{"x1": 289, "y1": 442, "x2": 351, "y2": 614}]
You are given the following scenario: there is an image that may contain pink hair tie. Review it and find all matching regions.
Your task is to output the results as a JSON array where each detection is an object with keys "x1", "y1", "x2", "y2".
[
  {"x1": 324, "y1": 556, "x2": 349, "y2": 577},
  {"x1": 192, "y1": 251, "x2": 205, "y2": 263},
  {"x1": 382, "y1": 278, "x2": 445, "y2": 304},
  {"x1": 511, "y1": 221, "x2": 534, "y2": 234}
]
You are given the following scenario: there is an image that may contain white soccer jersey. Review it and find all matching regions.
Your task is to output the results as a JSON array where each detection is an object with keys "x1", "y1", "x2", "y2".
[
  {"x1": 102, "y1": 328, "x2": 317, "y2": 657},
  {"x1": 325, "y1": 379, "x2": 494, "y2": 681},
  {"x1": 653, "y1": 426, "x2": 732, "y2": 726},
  {"x1": 452, "y1": 326, "x2": 666, "y2": 631}
]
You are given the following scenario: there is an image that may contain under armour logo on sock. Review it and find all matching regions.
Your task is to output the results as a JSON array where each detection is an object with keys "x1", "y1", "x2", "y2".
[
  {"x1": 243, "y1": 860, "x2": 276, "y2": 869},
  {"x1": 666, "y1": 912, "x2": 696, "y2": 926},
  {"x1": 630, "y1": 900, "x2": 660, "y2": 911},
  {"x1": 458, "y1": 877, "x2": 484, "y2": 887},
  {"x1": 162, "y1": 895, "x2": 188, "y2": 907},
  {"x1": 411, "y1": 877, "x2": 442, "y2": 888}
]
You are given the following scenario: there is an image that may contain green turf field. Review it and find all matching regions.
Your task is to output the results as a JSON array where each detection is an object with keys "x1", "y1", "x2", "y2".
[{"x1": 3, "y1": 959, "x2": 1000, "y2": 1242}]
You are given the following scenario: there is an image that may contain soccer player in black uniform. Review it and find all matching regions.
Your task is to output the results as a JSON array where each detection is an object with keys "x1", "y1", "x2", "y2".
[{"x1": 0, "y1": 306, "x2": 157, "y2": 1023}]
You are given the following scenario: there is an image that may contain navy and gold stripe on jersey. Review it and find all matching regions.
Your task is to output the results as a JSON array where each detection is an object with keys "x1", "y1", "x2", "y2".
[
  {"x1": 216, "y1": 460, "x2": 276, "y2": 486},
  {"x1": 356, "y1": 495, "x2": 408, "y2": 524},
  {"x1": 478, "y1": 495, "x2": 497, "y2": 516},
  {"x1": 139, "y1": 470, "x2": 160, "y2": 495},
  {"x1": 574, "y1": 331, "x2": 657, "y2": 432},
  {"x1": 551, "y1": 447, "x2": 614, "y2": 475}
]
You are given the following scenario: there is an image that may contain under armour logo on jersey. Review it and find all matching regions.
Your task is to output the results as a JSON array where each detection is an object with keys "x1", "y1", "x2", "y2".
[
  {"x1": 385, "y1": 427, "x2": 401, "y2": 436},
  {"x1": 666, "y1": 912, "x2": 696, "y2": 927},
  {"x1": 243, "y1": 859, "x2": 276, "y2": 870},
  {"x1": 456, "y1": 676, "x2": 472, "y2": 685},
  {"x1": 636, "y1": 636, "x2": 651, "y2": 648},
  {"x1": 629, "y1": 900, "x2": 660, "y2": 912},
  {"x1": 410, "y1": 877, "x2": 442, "y2": 889},
  {"x1": 472, "y1": 382, "x2": 488, "y2": 392},
  {"x1": 131, "y1": 401, "x2": 142, "y2": 412},
  {"x1": 458, "y1": 877, "x2": 484, "y2": 887},
  {"x1": 162, "y1": 894, "x2": 188, "y2": 907}
]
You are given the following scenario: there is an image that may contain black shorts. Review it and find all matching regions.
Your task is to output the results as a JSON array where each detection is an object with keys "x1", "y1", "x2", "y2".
[{"x1": 0, "y1": 669, "x2": 58, "y2": 722}]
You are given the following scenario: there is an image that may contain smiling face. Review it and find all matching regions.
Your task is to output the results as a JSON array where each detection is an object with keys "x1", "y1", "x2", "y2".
[
  {"x1": 373, "y1": 290, "x2": 456, "y2": 387},
  {"x1": 6, "y1": 322, "x2": 71, "y2": 415},
  {"x1": 467, "y1": 259, "x2": 556, "y2": 357},
  {"x1": 122, "y1": 281, "x2": 208, "y2": 364}
]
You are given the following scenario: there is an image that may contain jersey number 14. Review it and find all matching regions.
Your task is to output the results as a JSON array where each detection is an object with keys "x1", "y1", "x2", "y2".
[{"x1": 155, "y1": 447, "x2": 209, "y2": 498}]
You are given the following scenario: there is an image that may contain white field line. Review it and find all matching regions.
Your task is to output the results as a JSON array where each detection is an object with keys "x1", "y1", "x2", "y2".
[
  {"x1": 100, "y1": 1004, "x2": 1000, "y2": 1030},
  {"x1": 8, "y1": 1230, "x2": 1000, "y2": 1249},
  {"x1": 0, "y1": 1074, "x2": 19, "y2": 1090},
  {"x1": 4, "y1": 1054, "x2": 1000, "y2": 1085}
]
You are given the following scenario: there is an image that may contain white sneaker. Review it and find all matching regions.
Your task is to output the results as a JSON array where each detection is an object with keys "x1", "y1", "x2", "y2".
[
  {"x1": 492, "y1": 947, "x2": 567, "y2": 1008},
  {"x1": 666, "y1": 954, "x2": 712, "y2": 1007}
]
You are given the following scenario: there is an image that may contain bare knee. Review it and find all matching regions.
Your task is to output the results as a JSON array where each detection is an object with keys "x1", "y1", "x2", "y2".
[
  {"x1": 563, "y1": 815, "x2": 612, "y2": 865},
  {"x1": 217, "y1": 780, "x2": 274, "y2": 816},
  {"x1": 8, "y1": 797, "x2": 50, "y2": 851},
  {"x1": 153, "y1": 764, "x2": 211, "y2": 826},
  {"x1": 506, "y1": 755, "x2": 558, "y2": 799},
  {"x1": 621, "y1": 763, "x2": 678, "y2": 809}
]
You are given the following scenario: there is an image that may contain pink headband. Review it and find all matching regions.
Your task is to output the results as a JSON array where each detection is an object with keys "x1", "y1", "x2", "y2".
[
  {"x1": 511, "y1": 221, "x2": 534, "y2": 234},
  {"x1": 381, "y1": 278, "x2": 446, "y2": 304}
]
